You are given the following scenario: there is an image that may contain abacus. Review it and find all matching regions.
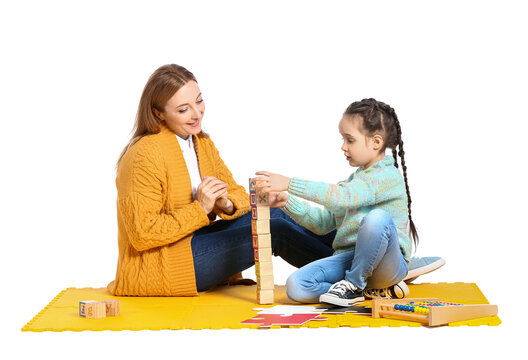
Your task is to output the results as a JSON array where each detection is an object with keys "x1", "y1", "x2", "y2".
[{"x1": 371, "y1": 297, "x2": 498, "y2": 326}]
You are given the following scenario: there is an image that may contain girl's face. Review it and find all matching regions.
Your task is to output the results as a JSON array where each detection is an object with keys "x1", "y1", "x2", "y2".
[
  {"x1": 156, "y1": 80, "x2": 205, "y2": 139},
  {"x1": 339, "y1": 115, "x2": 384, "y2": 169}
]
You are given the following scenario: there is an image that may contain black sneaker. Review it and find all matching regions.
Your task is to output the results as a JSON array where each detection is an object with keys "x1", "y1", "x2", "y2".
[{"x1": 319, "y1": 280, "x2": 365, "y2": 307}]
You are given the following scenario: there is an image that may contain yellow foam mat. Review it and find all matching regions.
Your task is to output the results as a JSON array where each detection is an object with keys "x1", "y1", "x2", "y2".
[{"x1": 22, "y1": 282, "x2": 500, "y2": 331}]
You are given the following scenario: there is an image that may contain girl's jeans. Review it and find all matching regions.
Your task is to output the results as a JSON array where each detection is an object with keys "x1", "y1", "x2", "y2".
[
  {"x1": 191, "y1": 208, "x2": 336, "y2": 292},
  {"x1": 286, "y1": 209, "x2": 408, "y2": 303}
]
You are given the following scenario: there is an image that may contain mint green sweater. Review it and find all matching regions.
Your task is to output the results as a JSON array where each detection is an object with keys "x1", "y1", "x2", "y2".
[{"x1": 282, "y1": 155, "x2": 412, "y2": 261}]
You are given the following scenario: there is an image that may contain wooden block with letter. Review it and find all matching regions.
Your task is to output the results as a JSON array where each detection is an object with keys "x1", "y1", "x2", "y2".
[
  {"x1": 254, "y1": 247, "x2": 272, "y2": 262},
  {"x1": 255, "y1": 261, "x2": 273, "y2": 276},
  {"x1": 103, "y1": 299, "x2": 120, "y2": 316},
  {"x1": 251, "y1": 206, "x2": 270, "y2": 220},
  {"x1": 79, "y1": 300, "x2": 106, "y2": 319},
  {"x1": 257, "y1": 275, "x2": 274, "y2": 290},
  {"x1": 251, "y1": 219, "x2": 270, "y2": 235},
  {"x1": 252, "y1": 234, "x2": 271, "y2": 249}
]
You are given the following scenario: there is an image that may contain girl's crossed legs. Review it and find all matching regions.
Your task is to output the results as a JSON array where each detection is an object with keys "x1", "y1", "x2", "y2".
[{"x1": 286, "y1": 208, "x2": 408, "y2": 303}]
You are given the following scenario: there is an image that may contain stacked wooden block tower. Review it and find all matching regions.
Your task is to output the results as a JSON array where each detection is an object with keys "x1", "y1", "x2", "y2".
[{"x1": 249, "y1": 179, "x2": 274, "y2": 304}]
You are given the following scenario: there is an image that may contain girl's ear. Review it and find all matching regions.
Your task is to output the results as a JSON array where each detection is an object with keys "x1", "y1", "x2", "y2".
[{"x1": 371, "y1": 134, "x2": 384, "y2": 151}]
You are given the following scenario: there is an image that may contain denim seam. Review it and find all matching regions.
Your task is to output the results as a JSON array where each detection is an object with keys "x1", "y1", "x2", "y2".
[{"x1": 361, "y1": 223, "x2": 393, "y2": 285}]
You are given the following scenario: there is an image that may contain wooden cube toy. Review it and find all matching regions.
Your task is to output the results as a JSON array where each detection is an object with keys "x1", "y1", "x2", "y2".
[
  {"x1": 255, "y1": 261, "x2": 273, "y2": 276},
  {"x1": 257, "y1": 289, "x2": 274, "y2": 304},
  {"x1": 103, "y1": 299, "x2": 120, "y2": 316},
  {"x1": 257, "y1": 275, "x2": 274, "y2": 290},
  {"x1": 257, "y1": 192, "x2": 269, "y2": 206},
  {"x1": 252, "y1": 234, "x2": 271, "y2": 248},
  {"x1": 254, "y1": 247, "x2": 272, "y2": 262},
  {"x1": 252, "y1": 220, "x2": 270, "y2": 235},
  {"x1": 79, "y1": 300, "x2": 106, "y2": 319},
  {"x1": 251, "y1": 206, "x2": 270, "y2": 220}
]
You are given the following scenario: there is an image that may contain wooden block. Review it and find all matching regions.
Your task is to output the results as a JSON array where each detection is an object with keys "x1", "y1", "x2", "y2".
[
  {"x1": 102, "y1": 299, "x2": 120, "y2": 316},
  {"x1": 254, "y1": 247, "x2": 272, "y2": 262},
  {"x1": 257, "y1": 275, "x2": 274, "y2": 290},
  {"x1": 257, "y1": 192, "x2": 269, "y2": 206},
  {"x1": 252, "y1": 234, "x2": 272, "y2": 249},
  {"x1": 250, "y1": 192, "x2": 257, "y2": 206},
  {"x1": 255, "y1": 261, "x2": 273, "y2": 276},
  {"x1": 252, "y1": 219, "x2": 270, "y2": 235},
  {"x1": 257, "y1": 289, "x2": 274, "y2": 304},
  {"x1": 79, "y1": 300, "x2": 106, "y2": 319},
  {"x1": 249, "y1": 179, "x2": 257, "y2": 192},
  {"x1": 251, "y1": 206, "x2": 270, "y2": 220}
]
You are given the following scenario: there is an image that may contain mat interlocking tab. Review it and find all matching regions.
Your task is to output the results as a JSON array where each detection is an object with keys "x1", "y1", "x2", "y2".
[{"x1": 21, "y1": 282, "x2": 501, "y2": 331}]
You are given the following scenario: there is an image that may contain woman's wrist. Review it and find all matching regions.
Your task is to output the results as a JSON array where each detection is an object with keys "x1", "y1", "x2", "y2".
[{"x1": 216, "y1": 197, "x2": 234, "y2": 215}]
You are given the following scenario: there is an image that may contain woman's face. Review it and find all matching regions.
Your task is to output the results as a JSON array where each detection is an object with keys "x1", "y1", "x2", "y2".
[{"x1": 157, "y1": 80, "x2": 205, "y2": 138}]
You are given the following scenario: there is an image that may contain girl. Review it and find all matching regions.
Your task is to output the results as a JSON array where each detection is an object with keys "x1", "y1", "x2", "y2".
[{"x1": 255, "y1": 98, "x2": 418, "y2": 306}]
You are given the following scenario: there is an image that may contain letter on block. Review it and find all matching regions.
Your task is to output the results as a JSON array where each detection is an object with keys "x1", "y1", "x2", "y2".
[
  {"x1": 249, "y1": 179, "x2": 257, "y2": 192},
  {"x1": 103, "y1": 299, "x2": 120, "y2": 316},
  {"x1": 257, "y1": 192, "x2": 269, "y2": 206}
]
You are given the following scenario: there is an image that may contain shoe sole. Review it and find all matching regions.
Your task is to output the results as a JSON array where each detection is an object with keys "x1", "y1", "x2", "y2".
[
  {"x1": 319, "y1": 294, "x2": 365, "y2": 307},
  {"x1": 404, "y1": 258, "x2": 446, "y2": 283}
]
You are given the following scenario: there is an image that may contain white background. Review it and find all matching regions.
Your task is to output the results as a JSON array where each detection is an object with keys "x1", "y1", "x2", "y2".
[{"x1": 1, "y1": 0, "x2": 526, "y2": 358}]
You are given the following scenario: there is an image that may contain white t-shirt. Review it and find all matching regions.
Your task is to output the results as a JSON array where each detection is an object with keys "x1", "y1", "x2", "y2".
[{"x1": 176, "y1": 134, "x2": 202, "y2": 199}]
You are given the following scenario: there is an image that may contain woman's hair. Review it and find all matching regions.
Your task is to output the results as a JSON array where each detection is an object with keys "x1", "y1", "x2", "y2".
[
  {"x1": 344, "y1": 98, "x2": 419, "y2": 248},
  {"x1": 116, "y1": 64, "x2": 206, "y2": 167}
]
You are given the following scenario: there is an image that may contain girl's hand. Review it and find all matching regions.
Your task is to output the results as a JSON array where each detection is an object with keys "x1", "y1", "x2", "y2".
[
  {"x1": 196, "y1": 176, "x2": 228, "y2": 214},
  {"x1": 268, "y1": 191, "x2": 290, "y2": 208},
  {"x1": 253, "y1": 171, "x2": 292, "y2": 193}
]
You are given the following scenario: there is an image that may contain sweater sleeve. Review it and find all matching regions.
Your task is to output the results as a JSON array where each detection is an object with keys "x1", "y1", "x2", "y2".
[
  {"x1": 117, "y1": 142, "x2": 211, "y2": 252},
  {"x1": 282, "y1": 195, "x2": 337, "y2": 235},
  {"x1": 288, "y1": 175, "x2": 376, "y2": 212},
  {"x1": 207, "y1": 139, "x2": 250, "y2": 220}
]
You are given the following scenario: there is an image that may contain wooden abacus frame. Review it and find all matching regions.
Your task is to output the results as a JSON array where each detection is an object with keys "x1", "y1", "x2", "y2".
[{"x1": 371, "y1": 297, "x2": 498, "y2": 327}]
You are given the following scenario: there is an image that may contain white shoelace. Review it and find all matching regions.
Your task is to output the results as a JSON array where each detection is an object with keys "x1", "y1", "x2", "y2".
[{"x1": 328, "y1": 280, "x2": 357, "y2": 296}]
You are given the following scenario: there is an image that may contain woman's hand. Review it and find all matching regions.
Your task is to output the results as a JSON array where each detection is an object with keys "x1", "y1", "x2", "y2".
[
  {"x1": 214, "y1": 190, "x2": 234, "y2": 215},
  {"x1": 253, "y1": 171, "x2": 292, "y2": 193},
  {"x1": 196, "y1": 176, "x2": 228, "y2": 214},
  {"x1": 268, "y1": 191, "x2": 290, "y2": 208}
]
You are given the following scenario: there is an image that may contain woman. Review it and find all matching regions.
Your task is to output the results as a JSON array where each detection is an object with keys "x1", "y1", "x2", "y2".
[
  {"x1": 107, "y1": 64, "x2": 339, "y2": 296},
  {"x1": 108, "y1": 64, "x2": 443, "y2": 296}
]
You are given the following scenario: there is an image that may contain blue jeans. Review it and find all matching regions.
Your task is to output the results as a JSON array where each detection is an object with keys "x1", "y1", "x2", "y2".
[
  {"x1": 191, "y1": 208, "x2": 336, "y2": 292},
  {"x1": 286, "y1": 209, "x2": 408, "y2": 303}
]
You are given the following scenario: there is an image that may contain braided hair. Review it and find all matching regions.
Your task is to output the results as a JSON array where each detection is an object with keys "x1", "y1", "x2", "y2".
[{"x1": 344, "y1": 98, "x2": 419, "y2": 248}]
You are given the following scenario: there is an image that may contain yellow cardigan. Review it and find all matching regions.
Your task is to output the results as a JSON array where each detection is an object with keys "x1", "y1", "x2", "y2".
[{"x1": 108, "y1": 125, "x2": 250, "y2": 296}]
